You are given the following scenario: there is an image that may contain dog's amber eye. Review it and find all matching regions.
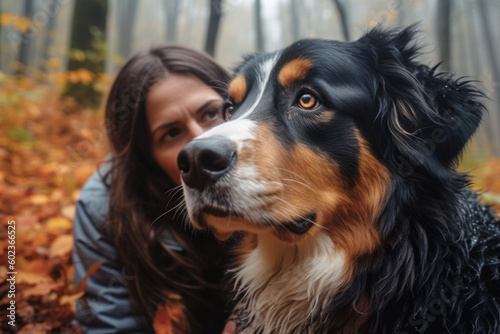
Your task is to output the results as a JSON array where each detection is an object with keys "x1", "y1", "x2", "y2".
[
  {"x1": 223, "y1": 102, "x2": 234, "y2": 121},
  {"x1": 298, "y1": 94, "x2": 318, "y2": 110}
]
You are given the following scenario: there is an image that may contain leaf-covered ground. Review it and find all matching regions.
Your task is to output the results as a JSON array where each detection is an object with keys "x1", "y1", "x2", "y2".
[
  {"x1": 0, "y1": 78, "x2": 106, "y2": 334},
  {"x1": 0, "y1": 78, "x2": 499, "y2": 333}
]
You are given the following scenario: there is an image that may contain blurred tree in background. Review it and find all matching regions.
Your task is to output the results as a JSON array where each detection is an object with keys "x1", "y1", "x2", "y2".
[
  {"x1": 0, "y1": 0, "x2": 498, "y2": 155},
  {"x1": 62, "y1": 0, "x2": 107, "y2": 109},
  {"x1": 205, "y1": 0, "x2": 222, "y2": 56},
  {"x1": 117, "y1": 0, "x2": 138, "y2": 59},
  {"x1": 164, "y1": 0, "x2": 179, "y2": 42},
  {"x1": 16, "y1": 0, "x2": 34, "y2": 76}
]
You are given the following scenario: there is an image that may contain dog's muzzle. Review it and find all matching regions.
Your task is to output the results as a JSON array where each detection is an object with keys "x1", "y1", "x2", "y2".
[{"x1": 177, "y1": 137, "x2": 236, "y2": 191}]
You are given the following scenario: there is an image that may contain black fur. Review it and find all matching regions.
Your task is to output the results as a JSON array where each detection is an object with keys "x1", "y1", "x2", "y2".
[
  {"x1": 356, "y1": 27, "x2": 500, "y2": 334},
  {"x1": 226, "y1": 26, "x2": 500, "y2": 333}
]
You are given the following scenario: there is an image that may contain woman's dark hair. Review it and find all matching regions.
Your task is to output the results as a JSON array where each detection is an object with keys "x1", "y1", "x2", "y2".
[{"x1": 104, "y1": 46, "x2": 231, "y2": 333}]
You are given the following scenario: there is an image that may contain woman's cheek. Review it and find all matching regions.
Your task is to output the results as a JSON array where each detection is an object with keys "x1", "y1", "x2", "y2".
[{"x1": 154, "y1": 145, "x2": 183, "y2": 185}]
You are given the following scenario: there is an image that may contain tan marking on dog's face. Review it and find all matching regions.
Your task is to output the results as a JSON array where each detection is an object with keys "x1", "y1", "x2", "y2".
[
  {"x1": 234, "y1": 233, "x2": 258, "y2": 267},
  {"x1": 234, "y1": 125, "x2": 390, "y2": 264},
  {"x1": 199, "y1": 121, "x2": 390, "y2": 280},
  {"x1": 228, "y1": 75, "x2": 247, "y2": 104},
  {"x1": 278, "y1": 58, "x2": 313, "y2": 89}
]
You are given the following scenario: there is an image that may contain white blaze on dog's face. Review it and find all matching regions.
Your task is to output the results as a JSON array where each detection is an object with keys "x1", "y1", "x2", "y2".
[{"x1": 178, "y1": 44, "x2": 391, "y2": 260}]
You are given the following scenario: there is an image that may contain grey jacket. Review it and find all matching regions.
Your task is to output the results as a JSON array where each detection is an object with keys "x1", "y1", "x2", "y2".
[{"x1": 72, "y1": 166, "x2": 183, "y2": 333}]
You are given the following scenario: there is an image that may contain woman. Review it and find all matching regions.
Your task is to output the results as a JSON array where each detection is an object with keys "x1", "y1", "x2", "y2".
[{"x1": 72, "y1": 46, "x2": 235, "y2": 333}]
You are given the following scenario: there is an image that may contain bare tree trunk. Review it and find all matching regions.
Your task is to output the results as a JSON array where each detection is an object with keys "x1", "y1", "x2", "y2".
[
  {"x1": 255, "y1": 0, "x2": 264, "y2": 52},
  {"x1": 310, "y1": 0, "x2": 321, "y2": 37},
  {"x1": 40, "y1": 0, "x2": 58, "y2": 76},
  {"x1": 279, "y1": 1, "x2": 289, "y2": 44},
  {"x1": 332, "y1": 0, "x2": 349, "y2": 41},
  {"x1": 478, "y1": 0, "x2": 500, "y2": 151},
  {"x1": 164, "y1": 0, "x2": 179, "y2": 42},
  {"x1": 457, "y1": 1, "x2": 490, "y2": 152},
  {"x1": 396, "y1": 0, "x2": 405, "y2": 27},
  {"x1": 205, "y1": 0, "x2": 222, "y2": 57},
  {"x1": 117, "y1": 0, "x2": 138, "y2": 59},
  {"x1": 436, "y1": 0, "x2": 451, "y2": 72},
  {"x1": 290, "y1": 0, "x2": 300, "y2": 41},
  {"x1": 0, "y1": 0, "x2": 2, "y2": 62},
  {"x1": 62, "y1": 0, "x2": 108, "y2": 109},
  {"x1": 17, "y1": 0, "x2": 35, "y2": 76}
]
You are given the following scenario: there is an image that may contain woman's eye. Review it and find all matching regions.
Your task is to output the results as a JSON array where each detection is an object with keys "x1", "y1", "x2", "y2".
[
  {"x1": 223, "y1": 102, "x2": 235, "y2": 121},
  {"x1": 161, "y1": 127, "x2": 182, "y2": 141},
  {"x1": 203, "y1": 109, "x2": 222, "y2": 122},
  {"x1": 298, "y1": 93, "x2": 319, "y2": 110}
]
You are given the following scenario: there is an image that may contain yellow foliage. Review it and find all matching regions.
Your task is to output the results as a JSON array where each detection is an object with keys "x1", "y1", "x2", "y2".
[
  {"x1": 46, "y1": 217, "x2": 72, "y2": 231},
  {"x1": 66, "y1": 69, "x2": 96, "y2": 85},
  {"x1": 17, "y1": 270, "x2": 53, "y2": 285},
  {"x1": 78, "y1": 69, "x2": 94, "y2": 85},
  {"x1": 97, "y1": 73, "x2": 109, "y2": 83},
  {"x1": 0, "y1": 13, "x2": 10, "y2": 26},
  {"x1": 49, "y1": 234, "x2": 73, "y2": 257},
  {"x1": 17, "y1": 17, "x2": 31, "y2": 32},
  {"x1": 93, "y1": 81, "x2": 108, "y2": 93},
  {"x1": 0, "y1": 13, "x2": 31, "y2": 33},
  {"x1": 59, "y1": 292, "x2": 84, "y2": 312},
  {"x1": 46, "y1": 58, "x2": 61, "y2": 68},
  {"x1": 31, "y1": 194, "x2": 50, "y2": 205},
  {"x1": 0, "y1": 78, "x2": 109, "y2": 332},
  {"x1": 70, "y1": 49, "x2": 86, "y2": 62},
  {"x1": 19, "y1": 77, "x2": 33, "y2": 90},
  {"x1": 54, "y1": 73, "x2": 67, "y2": 85},
  {"x1": 67, "y1": 71, "x2": 80, "y2": 84}
]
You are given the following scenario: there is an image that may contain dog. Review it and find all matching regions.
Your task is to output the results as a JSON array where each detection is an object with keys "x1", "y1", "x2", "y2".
[{"x1": 177, "y1": 26, "x2": 500, "y2": 333}]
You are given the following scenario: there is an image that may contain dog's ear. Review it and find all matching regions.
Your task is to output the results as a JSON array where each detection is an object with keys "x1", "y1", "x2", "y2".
[{"x1": 360, "y1": 26, "x2": 484, "y2": 180}]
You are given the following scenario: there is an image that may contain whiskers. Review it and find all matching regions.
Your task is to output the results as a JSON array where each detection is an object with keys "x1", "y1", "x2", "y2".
[
  {"x1": 148, "y1": 185, "x2": 188, "y2": 232},
  {"x1": 164, "y1": 184, "x2": 183, "y2": 197},
  {"x1": 277, "y1": 168, "x2": 316, "y2": 191}
]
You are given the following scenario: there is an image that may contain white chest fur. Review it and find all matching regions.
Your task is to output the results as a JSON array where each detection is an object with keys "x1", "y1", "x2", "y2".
[{"x1": 232, "y1": 233, "x2": 346, "y2": 333}]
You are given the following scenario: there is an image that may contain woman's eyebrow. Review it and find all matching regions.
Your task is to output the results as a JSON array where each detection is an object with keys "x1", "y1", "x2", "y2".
[
  {"x1": 152, "y1": 99, "x2": 223, "y2": 135},
  {"x1": 152, "y1": 120, "x2": 178, "y2": 135},
  {"x1": 196, "y1": 99, "x2": 223, "y2": 114}
]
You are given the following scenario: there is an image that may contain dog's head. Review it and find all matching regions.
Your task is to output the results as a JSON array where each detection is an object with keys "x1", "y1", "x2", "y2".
[{"x1": 178, "y1": 27, "x2": 483, "y2": 260}]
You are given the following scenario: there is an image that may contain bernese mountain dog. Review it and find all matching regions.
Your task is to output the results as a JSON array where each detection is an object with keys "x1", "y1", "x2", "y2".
[{"x1": 177, "y1": 26, "x2": 500, "y2": 333}]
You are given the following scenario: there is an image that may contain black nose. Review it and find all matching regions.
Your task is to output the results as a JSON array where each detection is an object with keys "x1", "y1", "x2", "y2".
[{"x1": 177, "y1": 137, "x2": 236, "y2": 190}]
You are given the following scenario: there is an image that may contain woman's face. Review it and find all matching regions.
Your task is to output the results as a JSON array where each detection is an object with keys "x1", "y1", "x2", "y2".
[{"x1": 146, "y1": 73, "x2": 224, "y2": 185}]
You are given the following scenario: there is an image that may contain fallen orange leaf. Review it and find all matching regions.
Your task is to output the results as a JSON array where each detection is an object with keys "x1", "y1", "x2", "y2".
[
  {"x1": 74, "y1": 262, "x2": 102, "y2": 293},
  {"x1": 30, "y1": 194, "x2": 50, "y2": 205},
  {"x1": 153, "y1": 299, "x2": 187, "y2": 334},
  {"x1": 153, "y1": 305, "x2": 173, "y2": 334},
  {"x1": 49, "y1": 235, "x2": 73, "y2": 258},
  {"x1": 16, "y1": 215, "x2": 40, "y2": 231},
  {"x1": 0, "y1": 266, "x2": 7, "y2": 284},
  {"x1": 74, "y1": 164, "x2": 96, "y2": 187},
  {"x1": 22, "y1": 282, "x2": 64, "y2": 298},
  {"x1": 17, "y1": 270, "x2": 53, "y2": 285},
  {"x1": 61, "y1": 205, "x2": 76, "y2": 220},
  {"x1": 59, "y1": 291, "x2": 85, "y2": 312},
  {"x1": 46, "y1": 217, "x2": 72, "y2": 231},
  {"x1": 18, "y1": 322, "x2": 54, "y2": 334},
  {"x1": 22, "y1": 258, "x2": 50, "y2": 274}
]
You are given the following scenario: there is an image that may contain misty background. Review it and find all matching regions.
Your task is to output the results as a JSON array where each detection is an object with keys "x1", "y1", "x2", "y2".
[{"x1": 0, "y1": 0, "x2": 499, "y2": 157}]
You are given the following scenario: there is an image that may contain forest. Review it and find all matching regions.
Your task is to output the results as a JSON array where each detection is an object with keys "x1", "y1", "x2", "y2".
[{"x1": 0, "y1": 0, "x2": 499, "y2": 333}]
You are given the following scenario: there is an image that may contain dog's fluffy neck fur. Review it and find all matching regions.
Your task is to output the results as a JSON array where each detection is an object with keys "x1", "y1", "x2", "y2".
[{"x1": 232, "y1": 232, "x2": 346, "y2": 333}]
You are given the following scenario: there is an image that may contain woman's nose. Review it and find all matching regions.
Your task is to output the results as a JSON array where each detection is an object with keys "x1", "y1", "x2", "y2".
[{"x1": 188, "y1": 121, "x2": 204, "y2": 139}]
